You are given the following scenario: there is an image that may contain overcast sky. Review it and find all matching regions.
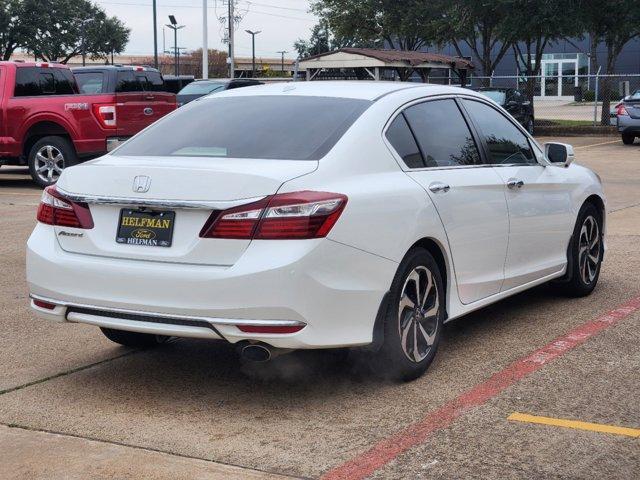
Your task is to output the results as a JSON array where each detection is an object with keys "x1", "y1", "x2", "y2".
[{"x1": 95, "y1": 0, "x2": 317, "y2": 59}]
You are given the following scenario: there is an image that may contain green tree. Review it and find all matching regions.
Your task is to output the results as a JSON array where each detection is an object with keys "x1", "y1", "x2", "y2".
[
  {"x1": 309, "y1": 0, "x2": 441, "y2": 52},
  {"x1": 579, "y1": 0, "x2": 639, "y2": 125},
  {"x1": 500, "y1": 0, "x2": 582, "y2": 110},
  {"x1": 439, "y1": 0, "x2": 514, "y2": 79},
  {"x1": 89, "y1": 16, "x2": 130, "y2": 63},
  {"x1": 0, "y1": 0, "x2": 37, "y2": 60},
  {"x1": 294, "y1": 18, "x2": 362, "y2": 58},
  {"x1": 25, "y1": 0, "x2": 129, "y2": 63}
]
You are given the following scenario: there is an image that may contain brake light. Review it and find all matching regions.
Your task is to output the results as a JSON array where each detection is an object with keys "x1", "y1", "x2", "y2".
[
  {"x1": 200, "y1": 191, "x2": 347, "y2": 240},
  {"x1": 36, "y1": 186, "x2": 94, "y2": 229},
  {"x1": 616, "y1": 104, "x2": 628, "y2": 116},
  {"x1": 92, "y1": 103, "x2": 117, "y2": 128}
]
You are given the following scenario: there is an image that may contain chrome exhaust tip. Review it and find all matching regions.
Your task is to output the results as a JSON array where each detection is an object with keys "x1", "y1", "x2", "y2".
[{"x1": 240, "y1": 344, "x2": 272, "y2": 362}]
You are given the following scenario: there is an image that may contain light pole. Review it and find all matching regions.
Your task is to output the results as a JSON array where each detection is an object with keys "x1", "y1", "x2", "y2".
[
  {"x1": 202, "y1": 0, "x2": 208, "y2": 79},
  {"x1": 152, "y1": 0, "x2": 158, "y2": 68},
  {"x1": 277, "y1": 50, "x2": 287, "y2": 73},
  {"x1": 166, "y1": 15, "x2": 184, "y2": 77},
  {"x1": 245, "y1": 30, "x2": 261, "y2": 77},
  {"x1": 80, "y1": 18, "x2": 92, "y2": 67}
]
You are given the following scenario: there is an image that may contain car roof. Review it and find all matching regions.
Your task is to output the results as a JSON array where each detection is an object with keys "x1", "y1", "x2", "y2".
[
  {"x1": 72, "y1": 65, "x2": 160, "y2": 72},
  {"x1": 207, "y1": 80, "x2": 473, "y2": 101}
]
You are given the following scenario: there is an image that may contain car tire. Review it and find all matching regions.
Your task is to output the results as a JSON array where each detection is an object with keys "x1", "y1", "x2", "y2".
[
  {"x1": 100, "y1": 328, "x2": 169, "y2": 348},
  {"x1": 557, "y1": 203, "x2": 603, "y2": 297},
  {"x1": 621, "y1": 134, "x2": 635, "y2": 145},
  {"x1": 27, "y1": 136, "x2": 78, "y2": 188},
  {"x1": 376, "y1": 248, "x2": 444, "y2": 382},
  {"x1": 525, "y1": 117, "x2": 535, "y2": 135}
]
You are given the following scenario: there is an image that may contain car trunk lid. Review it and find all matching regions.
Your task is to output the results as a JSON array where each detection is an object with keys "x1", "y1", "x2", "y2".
[{"x1": 54, "y1": 156, "x2": 318, "y2": 265}]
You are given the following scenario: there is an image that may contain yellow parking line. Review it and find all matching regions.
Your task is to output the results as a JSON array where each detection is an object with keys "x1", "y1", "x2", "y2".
[
  {"x1": 574, "y1": 139, "x2": 621, "y2": 149},
  {"x1": 508, "y1": 412, "x2": 640, "y2": 438}
]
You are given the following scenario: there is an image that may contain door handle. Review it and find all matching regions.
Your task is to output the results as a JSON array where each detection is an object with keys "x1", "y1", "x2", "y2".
[
  {"x1": 507, "y1": 179, "x2": 524, "y2": 189},
  {"x1": 144, "y1": 94, "x2": 155, "y2": 100},
  {"x1": 428, "y1": 182, "x2": 450, "y2": 193}
]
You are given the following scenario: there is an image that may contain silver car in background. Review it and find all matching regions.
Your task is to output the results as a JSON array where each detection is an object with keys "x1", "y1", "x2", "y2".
[{"x1": 616, "y1": 90, "x2": 640, "y2": 145}]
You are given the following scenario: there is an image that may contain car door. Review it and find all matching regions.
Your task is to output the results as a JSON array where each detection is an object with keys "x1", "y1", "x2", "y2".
[
  {"x1": 461, "y1": 98, "x2": 575, "y2": 291},
  {"x1": 389, "y1": 97, "x2": 510, "y2": 304}
]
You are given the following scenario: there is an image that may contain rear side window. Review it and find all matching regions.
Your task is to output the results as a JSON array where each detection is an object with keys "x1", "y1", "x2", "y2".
[
  {"x1": 14, "y1": 67, "x2": 77, "y2": 96},
  {"x1": 115, "y1": 95, "x2": 372, "y2": 160},
  {"x1": 385, "y1": 114, "x2": 423, "y2": 168},
  {"x1": 462, "y1": 99, "x2": 535, "y2": 165},
  {"x1": 53, "y1": 69, "x2": 76, "y2": 94},
  {"x1": 75, "y1": 72, "x2": 105, "y2": 94},
  {"x1": 136, "y1": 71, "x2": 165, "y2": 91},
  {"x1": 403, "y1": 99, "x2": 482, "y2": 167},
  {"x1": 116, "y1": 70, "x2": 142, "y2": 92}
]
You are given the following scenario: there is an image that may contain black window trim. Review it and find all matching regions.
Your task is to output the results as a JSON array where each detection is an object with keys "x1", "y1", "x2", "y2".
[
  {"x1": 457, "y1": 96, "x2": 541, "y2": 168},
  {"x1": 382, "y1": 94, "x2": 490, "y2": 171}
]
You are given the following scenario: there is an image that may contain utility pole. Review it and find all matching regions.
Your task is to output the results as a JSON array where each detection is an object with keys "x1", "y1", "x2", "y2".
[
  {"x1": 277, "y1": 50, "x2": 287, "y2": 73},
  {"x1": 245, "y1": 30, "x2": 261, "y2": 77},
  {"x1": 152, "y1": 0, "x2": 158, "y2": 68},
  {"x1": 166, "y1": 15, "x2": 184, "y2": 77},
  {"x1": 228, "y1": 0, "x2": 235, "y2": 78},
  {"x1": 202, "y1": 0, "x2": 208, "y2": 79}
]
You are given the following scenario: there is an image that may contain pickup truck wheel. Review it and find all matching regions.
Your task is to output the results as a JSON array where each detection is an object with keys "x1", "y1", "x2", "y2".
[{"x1": 28, "y1": 136, "x2": 78, "y2": 188}]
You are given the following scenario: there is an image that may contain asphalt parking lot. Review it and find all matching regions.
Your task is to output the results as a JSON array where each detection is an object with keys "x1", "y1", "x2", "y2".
[{"x1": 1, "y1": 136, "x2": 638, "y2": 479}]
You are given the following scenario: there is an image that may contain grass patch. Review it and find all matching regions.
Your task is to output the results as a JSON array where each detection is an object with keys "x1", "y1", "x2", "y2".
[{"x1": 536, "y1": 119, "x2": 598, "y2": 127}]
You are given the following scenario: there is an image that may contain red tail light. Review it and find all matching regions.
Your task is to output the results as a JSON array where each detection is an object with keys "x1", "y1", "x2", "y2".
[
  {"x1": 616, "y1": 104, "x2": 628, "y2": 116},
  {"x1": 92, "y1": 103, "x2": 117, "y2": 129},
  {"x1": 36, "y1": 186, "x2": 94, "y2": 229},
  {"x1": 200, "y1": 191, "x2": 347, "y2": 240},
  {"x1": 237, "y1": 325, "x2": 305, "y2": 334}
]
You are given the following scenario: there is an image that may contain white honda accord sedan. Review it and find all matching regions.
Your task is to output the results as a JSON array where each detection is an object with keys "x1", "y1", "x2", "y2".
[{"x1": 26, "y1": 82, "x2": 605, "y2": 381}]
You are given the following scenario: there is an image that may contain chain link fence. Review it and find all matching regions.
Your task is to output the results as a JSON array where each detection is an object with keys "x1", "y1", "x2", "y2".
[{"x1": 467, "y1": 74, "x2": 640, "y2": 127}]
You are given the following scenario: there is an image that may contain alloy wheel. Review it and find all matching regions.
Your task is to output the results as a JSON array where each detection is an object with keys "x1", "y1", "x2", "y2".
[
  {"x1": 578, "y1": 215, "x2": 600, "y2": 284},
  {"x1": 398, "y1": 266, "x2": 439, "y2": 363},
  {"x1": 34, "y1": 145, "x2": 65, "y2": 183}
]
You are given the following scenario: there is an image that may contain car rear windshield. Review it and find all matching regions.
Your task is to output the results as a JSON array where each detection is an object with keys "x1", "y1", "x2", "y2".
[
  {"x1": 627, "y1": 90, "x2": 640, "y2": 101},
  {"x1": 179, "y1": 81, "x2": 226, "y2": 95},
  {"x1": 479, "y1": 90, "x2": 506, "y2": 104},
  {"x1": 115, "y1": 95, "x2": 372, "y2": 160}
]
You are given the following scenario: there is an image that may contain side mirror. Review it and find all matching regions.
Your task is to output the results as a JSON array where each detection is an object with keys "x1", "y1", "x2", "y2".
[{"x1": 545, "y1": 142, "x2": 575, "y2": 167}]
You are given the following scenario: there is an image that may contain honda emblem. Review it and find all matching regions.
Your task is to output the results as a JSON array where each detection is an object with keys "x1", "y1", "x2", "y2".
[{"x1": 132, "y1": 175, "x2": 151, "y2": 193}]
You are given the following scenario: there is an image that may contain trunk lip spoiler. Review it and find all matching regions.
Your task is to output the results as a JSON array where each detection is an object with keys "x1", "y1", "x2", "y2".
[
  {"x1": 55, "y1": 187, "x2": 266, "y2": 210},
  {"x1": 29, "y1": 293, "x2": 306, "y2": 328}
]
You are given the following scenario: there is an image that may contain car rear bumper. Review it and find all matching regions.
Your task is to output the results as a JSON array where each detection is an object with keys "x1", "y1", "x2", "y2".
[
  {"x1": 617, "y1": 116, "x2": 640, "y2": 134},
  {"x1": 27, "y1": 223, "x2": 397, "y2": 349}
]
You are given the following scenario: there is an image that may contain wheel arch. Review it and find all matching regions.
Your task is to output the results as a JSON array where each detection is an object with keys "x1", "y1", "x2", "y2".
[
  {"x1": 368, "y1": 236, "x2": 452, "y2": 352},
  {"x1": 22, "y1": 121, "x2": 75, "y2": 159}
]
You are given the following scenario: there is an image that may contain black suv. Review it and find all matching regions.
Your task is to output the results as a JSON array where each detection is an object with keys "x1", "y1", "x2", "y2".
[
  {"x1": 476, "y1": 88, "x2": 534, "y2": 134},
  {"x1": 177, "y1": 78, "x2": 263, "y2": 106}
]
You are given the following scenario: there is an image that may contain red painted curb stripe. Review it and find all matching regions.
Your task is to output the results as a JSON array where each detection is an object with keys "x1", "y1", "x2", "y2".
[{"x1": 322, "y1": 295, "x2": 640, "y2": 480}]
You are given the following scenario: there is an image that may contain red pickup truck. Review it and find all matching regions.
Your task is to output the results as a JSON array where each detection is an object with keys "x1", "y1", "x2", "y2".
[{"x1": 0, "y1": 62, "x2": 176, "y2": 187}]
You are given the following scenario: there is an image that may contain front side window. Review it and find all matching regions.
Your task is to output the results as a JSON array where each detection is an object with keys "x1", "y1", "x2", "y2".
[
  {"x1": 479, "y1": 90, "x2": 507, "y2": 105},
  {"x1": 385, "y1": 114, "x2": 423, "y2": 168},
  {"x1": 115, "y1": 95, "x2": 372, "y2": 160},
  {"x1": 462, "y1": 99, "x2": 536, "y2": 165},
  {"x1": 403, "y1": 99, "x2": 482, "y2": 167}
]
